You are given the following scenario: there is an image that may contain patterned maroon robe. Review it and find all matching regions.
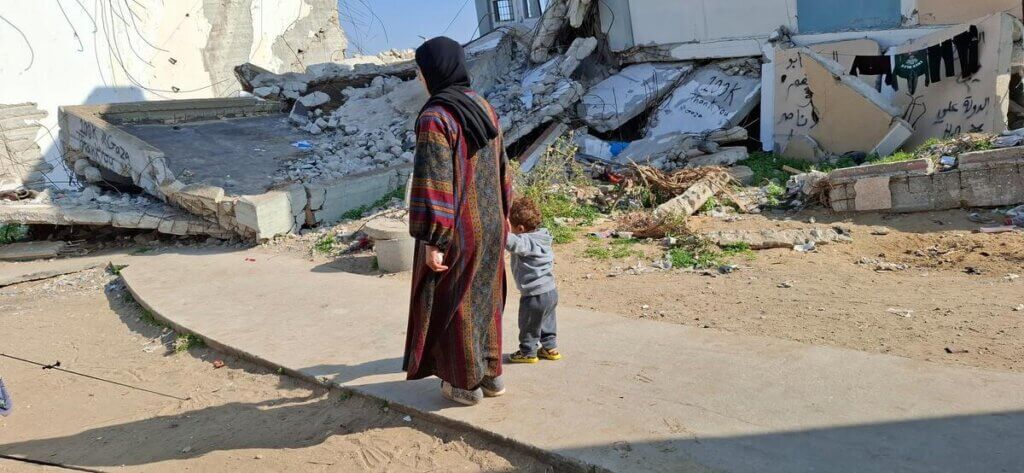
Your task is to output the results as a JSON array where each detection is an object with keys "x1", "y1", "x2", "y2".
[{"x1": 403, "y1": 91, "x2": 512, "y2": 390}]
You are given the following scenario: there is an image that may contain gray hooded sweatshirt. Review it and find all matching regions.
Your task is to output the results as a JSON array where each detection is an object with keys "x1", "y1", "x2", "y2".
[{"x1": 506, "y1": 229, "x2": 556, "y2": 297}]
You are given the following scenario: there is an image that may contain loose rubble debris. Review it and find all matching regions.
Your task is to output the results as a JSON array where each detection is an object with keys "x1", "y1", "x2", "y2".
[
  {"x1": 4, "y1": 1, "x2": 1024, "y2": 252},
  {"x1": 703, "y1": 228, "x2": 852, "y2": 250}
]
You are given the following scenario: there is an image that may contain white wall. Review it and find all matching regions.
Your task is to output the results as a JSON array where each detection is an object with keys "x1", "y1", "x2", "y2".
[
  {"x1": 0, "y1": 0, "x2": 344, "y2": 187},
  {"x1": 626, "y1": 0, "x2": 798, "y2": 46}
]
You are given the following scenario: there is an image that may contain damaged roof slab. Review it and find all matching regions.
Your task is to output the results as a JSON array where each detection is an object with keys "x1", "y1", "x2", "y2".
[{"x1": 578, "y1": 62, "x2": 692, "y2": 133}]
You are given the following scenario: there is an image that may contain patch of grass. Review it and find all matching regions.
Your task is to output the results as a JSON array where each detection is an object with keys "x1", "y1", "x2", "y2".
[
  {"x1": 313, "y1": 234, "x2": 336, "y2": 254},
  {"x1": 582, "y1": 238, "x2": 644, "y2": 260},
  {"x1": 720, "y1": 242, "x2": 755, "y2": 260},
  {"x1": 868, "y1": 150, "x2": 916, "y2": 164},
  {"x1": 763, "y1": 181, "x2": 786, "y2": 206},
  {"x1": 107, "y1": 264, "x2": 127, "y2": 276},
  {"x1": 129, "y1": 247, "x2": 155, "y2": 255},
  {"x1": 744, "y1": 152, "x2": 814, "y2": 185},
  {"x1": 515, "y1": 131, "x2": 599, "y2": 245},
  {"x1": 666, "y1": 239, "x2": 755, "y2": 269},
  {"x1": 0, "y1": 224, "x2": 28, "y2": 244},
  {"x1": 342, "y1": 185, "x2": 406, "y2": 220},
  {"x1": 699, "y1": 196, "x2": 719, "y2": 214},
  {"x1": 174, "y1": 333, "x2": 205, "y2": 353},
  {"x1": 548, "y1": 223, "x2": 577, "y2": 244},
  {"x1": 137, "y1": 308, "x2": 166, "y2": 327}
]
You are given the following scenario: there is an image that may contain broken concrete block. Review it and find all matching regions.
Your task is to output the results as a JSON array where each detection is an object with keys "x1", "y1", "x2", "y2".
[
  {"x1": 872, "y1": 120, "x2": 914, "y2": 157},
  {"x1": 829, "y1": 159, "x2": 933, "y2": 182},
  {"x1": 578, "y1": 63, "x2": 692, "y2": 133},
  {"x1": 853, "y1": 176, "x2": 893, "y2": 211},
  {"x1": 728, "y1": 165, "x2": 755, "y2": 185},
  {"x1": 708, "y1": 126, "x2": 748, "y2": 144},
  {"x1": 234, "y1": 184, "x2": 307, "y2": 240},
  {"x1": 686, "y1": 147, "x2": 748, "y2": 168},
  {"x1": 0, "y1": 241, "x2": 68, "y2": 261},
  {"x1": 801, "y1": 51, "x2": 907, "y2": 155},
  {"x1": 253, "y1": 86, "x2": 281, "y2": 98},
  {"x1": 646, "y1": 66, "x2": 761, "y2": 137},
  {"x1": 783, "y1": 135, "x2": 826, "y2": 163},
  {"x1": 653, "y1": 173, "x2": 730, "y2": 218},
  {"x1": 298, "y1": 91, "x2": 330, "y2": 108},
  {"x1": 111, "y1": 209, "x2": 162, "y2": 229},
  {"x1": 567, "y1": 0, "x2": 593, "y2": 27},
  {"x1": 364, "y1": 218, "x2": 410, "y2": 241},
  {"x1": 530, "y1": 0, "x2": 570, "y2": 63},
  {"x1": 558, "y1": 37, "x2": 599, "y2": 77},
  {"x1": 62, "y1": 207, "x2": 113, "y2": 225},
  {"x1": 704, "y1": 228, "x2": 852, "y2": 249},
  {"x1": 521, "y1": 122, "x2": 569, "y2": 173},
  {"x1": 958, "y1": 147, "x2": 1024, "y2": 170}
]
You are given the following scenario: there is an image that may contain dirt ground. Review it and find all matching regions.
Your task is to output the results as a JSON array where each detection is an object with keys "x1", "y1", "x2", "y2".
[
  {"x1": 268, "y1": 206, "x2": 1023, "y2": 373},
  {"x1": 555, "y1": 208, "x2": 1024, "y2": 372},
  {"x1": 0, "y1": 269, "x2": 552, "y2": 472}
]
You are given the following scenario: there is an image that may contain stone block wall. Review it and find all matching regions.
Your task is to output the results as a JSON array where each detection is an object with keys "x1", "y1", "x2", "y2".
[{"x1": 829, "y1": 149, "x2": 1024, "y2": 212}]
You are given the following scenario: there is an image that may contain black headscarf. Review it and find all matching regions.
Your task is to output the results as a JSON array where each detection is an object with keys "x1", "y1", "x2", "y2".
[{"x1": 415, "y1": 36, "x2": 498, "y2": 155}]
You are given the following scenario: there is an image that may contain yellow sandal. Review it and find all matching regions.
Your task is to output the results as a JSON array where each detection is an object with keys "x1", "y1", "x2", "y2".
[
  {"x1": 538, "y1": 347, "x2": 562, "y2": 360},
  {"x1": 508, "y1": 350, "x2": 539, "y2": 364}
]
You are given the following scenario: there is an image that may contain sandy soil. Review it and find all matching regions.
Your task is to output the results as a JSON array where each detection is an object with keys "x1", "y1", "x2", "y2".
[
  {"x1": 0, "y1": 269, "x2": 551, "y2": 472},
  {"x1": 555, "y1": 208, "x2": 1024, "y2": 372}
]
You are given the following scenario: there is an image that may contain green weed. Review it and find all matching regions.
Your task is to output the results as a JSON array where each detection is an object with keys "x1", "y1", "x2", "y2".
[
  {"x1": 314, "y1": 234, "x2": 336, "y2": 254},
  {"x1": 341, "y1": 185, "x2": 407, "y2": 220},
  {"x1": 582, "y1": 238, "x2": 644, "y2": 260},
  {"x1": 174, "y1": 333, "x2": 204, "y2": 353},
  {"x1": 666, "y1": 239, "x2": 755, "y2": 269},
  {"x1": 0, "y1": 224, "x2": 28, "y2": 244},
  {"x1": 763, "y1": 181, "x2": 786, "y2": 206},
  {"x1": 515, "y1": 132, "x2": 598, "y2": 245}
]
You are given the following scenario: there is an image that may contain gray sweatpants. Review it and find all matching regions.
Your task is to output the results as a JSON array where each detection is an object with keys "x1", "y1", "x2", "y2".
[{"x1": 518, "y1": 289, "x2": 558, "y2": 356}]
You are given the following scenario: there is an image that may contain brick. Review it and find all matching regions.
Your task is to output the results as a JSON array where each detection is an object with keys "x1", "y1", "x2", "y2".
[
  {"x1": 930, "y1": 171, "x2": 963, "y2": 210},
  {"x1": 889, "y1": 175, "x2": 934, "y2": 212},
  {"x1": 853, "y1": 176, "x2": 892, "y2": 211}
]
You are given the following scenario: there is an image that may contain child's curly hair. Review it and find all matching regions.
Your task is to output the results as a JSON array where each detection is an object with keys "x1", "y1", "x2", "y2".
[{"x1": 509, "y1": 196, "x2": 542, "y2": 232}]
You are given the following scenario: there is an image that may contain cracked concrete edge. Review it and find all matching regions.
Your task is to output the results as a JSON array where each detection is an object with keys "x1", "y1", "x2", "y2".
[{"x1": 119, "y1": 268, "x2": 604, "y2": 473}]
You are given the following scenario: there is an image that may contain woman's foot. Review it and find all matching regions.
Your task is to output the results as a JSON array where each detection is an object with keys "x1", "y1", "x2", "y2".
[
  {"x1": 441, "y1": 381, "x2": 483, "y2": 406},
  {"x1": 538, "y1": 347, "x2": 562, "y2": 360},
  {"x1": 480, "y1": 376, "x2": 506, "y2": 397},
  {"x1": 508, "y1": 350, "x2": 539, "y2": 364}
]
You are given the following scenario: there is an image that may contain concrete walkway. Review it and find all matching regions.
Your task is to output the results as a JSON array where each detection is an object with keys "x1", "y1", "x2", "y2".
[{"x1": 119, "y1": 249, "x2": 1024, "y2": 473}]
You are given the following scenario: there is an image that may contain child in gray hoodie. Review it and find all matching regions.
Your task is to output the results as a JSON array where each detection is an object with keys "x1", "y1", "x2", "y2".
[{"x1": 506, "y1": 197, "x2": 561, "y2": 363}]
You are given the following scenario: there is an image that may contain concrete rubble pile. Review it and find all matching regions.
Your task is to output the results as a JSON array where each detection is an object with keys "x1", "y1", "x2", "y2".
[{"x1": 6, "y1": 1, "x2": 1024, "y2": 249}]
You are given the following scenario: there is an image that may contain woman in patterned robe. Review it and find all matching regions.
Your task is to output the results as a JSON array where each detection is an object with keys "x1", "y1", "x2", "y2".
[{"x1": 403, "y1": 37, "x2": 512, "y2": 405}]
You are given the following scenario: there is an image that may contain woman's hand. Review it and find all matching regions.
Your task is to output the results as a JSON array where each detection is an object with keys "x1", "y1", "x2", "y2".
[{"x1": 424, "y1": 245, "x2": 449, "y2": 272}]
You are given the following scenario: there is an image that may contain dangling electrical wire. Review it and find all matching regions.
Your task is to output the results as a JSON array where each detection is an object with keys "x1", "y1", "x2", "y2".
[
  {"x1": 0, "y1": 14, "x2": 35, "y2": 71},
  {"x1": 55, "y1": 0, "x2": 86, "y2": 52},
  {"x1": 0, "y1": 353, "x2": 191, "y2": 401}
]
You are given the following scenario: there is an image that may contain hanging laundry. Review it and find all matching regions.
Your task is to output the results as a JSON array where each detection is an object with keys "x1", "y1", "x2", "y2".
[
  {"x1": 850, "y1": 55, "x2": 897, "y2": 90},
  {"x1": 927, "y1": 39, "x2": 956, "y2": 83},
  {"x1": 895, "y1": 51, "x2": 930, "y2": 95},
  {"x1": 953, "y1": 25, "x2": 981, "y2": 78}
]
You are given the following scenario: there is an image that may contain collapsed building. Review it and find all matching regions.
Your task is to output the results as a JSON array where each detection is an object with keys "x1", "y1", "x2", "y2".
[{"x1": 3, "y1": 0, "x2": 1024, "y2": 241}]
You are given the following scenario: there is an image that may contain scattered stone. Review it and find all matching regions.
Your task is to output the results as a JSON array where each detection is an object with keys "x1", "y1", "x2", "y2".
[
  {"x1": 887, "y1": 308, "x2": 914, "y2": 318},
  {"x1": 944, "y1": 346, "x2": 969, "y2": 354},
  {"x1": 1005, "y1": 274, "x2": 1020, "y2": 281},
  {"x1": 1013, "y1": 304, "x2": 1023, "y2": 312},
  {"x1": 870, "y1": 226, "x2": 891, "y2": 236},
  {"x1": 778, "y1": 281, "x2": 793, "y2": 288},
  {"x1": 704, "y1": 228, "x2": 852, "y2": 250}
]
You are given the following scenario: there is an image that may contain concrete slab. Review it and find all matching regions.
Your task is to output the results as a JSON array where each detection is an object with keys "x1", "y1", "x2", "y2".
[
  {"x1": 646, "y1": 66, "x2": 761, "y2": 137},
  {"x1": 0, "y1": 241, "x2": 68, "y2": 261},
  {"x1": 120, "y1": 116, "x2": 307, "y2": 195},
  {"x1": 578, "y1": 63, "x2": 692, "y2": 133},
  {"x1": 120, "y1": 249, "x2": 1024, "y2": 473},
  {"x1": 0, "y1": 251, "x2": 133, "y2": 287}
]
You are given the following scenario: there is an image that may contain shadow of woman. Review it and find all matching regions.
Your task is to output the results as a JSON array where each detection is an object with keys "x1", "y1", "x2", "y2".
[{"x1": 0, "y1": 395, "x2": 364, "y2": 468}]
